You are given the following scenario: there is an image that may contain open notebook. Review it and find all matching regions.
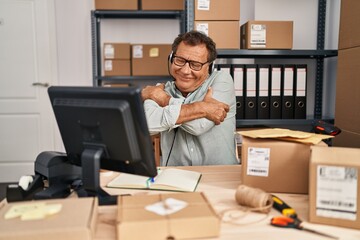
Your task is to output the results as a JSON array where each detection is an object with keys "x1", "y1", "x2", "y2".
[{"x1": 106, "y1": 168, "x2": 202, "y2": 192}]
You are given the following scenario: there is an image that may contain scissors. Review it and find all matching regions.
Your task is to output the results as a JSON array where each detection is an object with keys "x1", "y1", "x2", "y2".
[{"x1": 271, "y1": 216, "x2": 339, "y2": 239}]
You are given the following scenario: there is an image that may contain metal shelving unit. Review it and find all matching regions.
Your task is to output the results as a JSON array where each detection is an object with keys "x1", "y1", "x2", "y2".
[
  {"x1": 91, "y1": 0, "x2": 338, "y2": 129},
  {"x1": 187, "y1": 0, "x2": 337, "y2": 128},
  {"x1": 91, "y1": 10, "x2": 186, "y2": 87}
]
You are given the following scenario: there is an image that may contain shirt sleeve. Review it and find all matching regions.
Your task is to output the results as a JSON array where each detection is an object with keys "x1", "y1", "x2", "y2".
[
  {"x1": 144, "y1": 97, "x2": 182, "y2": 134},
  {"x1": 179, "y1": 71, "x2": 236, "y2": 136}
]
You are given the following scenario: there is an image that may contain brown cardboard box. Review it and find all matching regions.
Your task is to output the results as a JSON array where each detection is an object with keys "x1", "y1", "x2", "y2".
[
  {"x1": 335, "y1": 47, "x2": 360, "y2": 135},
  {"x1": 333, "y1": 130, "x2": 360, "y2": 148},
  {"x1": 103, "y1": 43, "x2": 131, "y2": 60},
  {"x1": 338, "y1": 0, "x2": 360, "y2": 49},
  {"x1": 241, "y1": 21, "x2": 293, "y2": 49},
  {"x1": 309, "y1": 146, "x2": 360, "y2": 229},
  {"x1": 195, "y1": 21, "x2": 240, "y2": 49},
  {"x1": 0, "y1": 197, "x2": 97, "y2": 240},
  {"x1": 104, "y1": 59, "x2": 131, "y2": 76},
  {"x1": 241, "y1": 136, "x2": 326, "y2": 194},
  {"x1": 95, "y1": 0, "x2": 138, "y2": 10},
  {"x1": 117, "y1": 192, "x2": 220, "y2": 240},
  {"x1": 141, "y1": 0, "x2": 185, "y2": 10},
  {"x1": 131, "y1": 44, "x2": 172, "y2": 76},
  {"x1": 194, "y1": 0, "x2": 240, "y2": 21}
]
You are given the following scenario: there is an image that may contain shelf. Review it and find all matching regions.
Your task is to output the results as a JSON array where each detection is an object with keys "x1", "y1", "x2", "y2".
[
  {"x1": 97, "y1": 76, "x2": 172, "y2": 83},
  {"x1": 217, "y1": 49, "x2": 338, "y2": 59},
  {"x1": 236, "y1": 118, "x2": 334, "y2": 128},
  {"x1": 93, "y1": 10, "x2": 184, "y2": 19},
  {"x1": 97, "y1": 76, "x2": 172, "y2": 86}
]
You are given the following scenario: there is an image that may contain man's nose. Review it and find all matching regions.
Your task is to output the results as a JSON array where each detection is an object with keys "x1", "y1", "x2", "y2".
[{"x1": 180, "y1": 62, "x2": 191, "y2": 73}]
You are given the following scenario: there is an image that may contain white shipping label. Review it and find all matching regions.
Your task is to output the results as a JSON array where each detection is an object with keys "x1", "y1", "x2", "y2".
[
  {"x1": 271, "y1": 68, "x2": 281, "y2": 96},
  {"x1": 104, "y1": 44, "x2": 115, "y2": 59},
  {"x1": 246, "y1": 147, "x2": 270, "y2": 177},
  {"x1": 132, "y1": 45, "x2": 143, "y2": 58},
  {"x1": 104, "y1": 60, "x2": 113, "y2": 71},
  {"x1": 316, "y1": 165, "x2": 358, "y2": 221},
  {"x1": 234, "y1": 68, "x2": 244, "y2": 96},
  {"x1": 197, "y1": 0, "x2": 210, "y2": 11},
  {"x1": 250, "y1": 24, "x2": 266, "y2": 48},
  {"x1": 195, "y1": 23, "x2": 209, "y2": 36}
]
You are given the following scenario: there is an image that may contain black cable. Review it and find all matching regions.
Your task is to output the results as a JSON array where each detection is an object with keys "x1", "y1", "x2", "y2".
[{"x1": 164, "y1": 128, "x2": 178, "y2": 166}]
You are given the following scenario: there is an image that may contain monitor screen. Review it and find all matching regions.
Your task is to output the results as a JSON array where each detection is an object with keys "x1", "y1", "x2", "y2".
[{"x1": 48, "y1": 86, "x2": 157, "y2": 203}]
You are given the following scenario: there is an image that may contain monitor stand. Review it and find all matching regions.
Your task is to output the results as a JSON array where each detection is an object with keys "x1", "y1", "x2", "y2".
[{"x1": 79, "y1": 148, "x2": 117, "y2": 205}]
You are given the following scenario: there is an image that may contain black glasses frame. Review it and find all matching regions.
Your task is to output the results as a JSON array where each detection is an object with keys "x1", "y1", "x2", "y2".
[{"x1": 172, "y1": 55, "x2": 210, "y2": 71}]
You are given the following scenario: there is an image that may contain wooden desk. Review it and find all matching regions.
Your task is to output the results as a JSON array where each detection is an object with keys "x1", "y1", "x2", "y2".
[{"x1": 96, "y1": 165, "x2": 360, "y2": 240}]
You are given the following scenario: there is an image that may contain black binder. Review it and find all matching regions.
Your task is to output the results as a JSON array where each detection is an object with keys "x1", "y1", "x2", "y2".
[
  {"x1": 294, "y1": 64, "x2": 307, "y2": 119},
  {"x1": 257, "y1": 64, "x2": 270, "y2": 119},
  {"x1": 217, "y1": 64, "x2": 232, "y2": 76},
  {"x1": 233, "y1": 64, "x2": 245, "y2": 119},
  {"x1": 270, "y1": 65, "x2": 282, "y2": 119},
  {"x1": 281, "y1": 65, "x2": 295, "y2": 119},
  {"x1": 244, "y1": 64, "x2": 257, "y2": 119}
]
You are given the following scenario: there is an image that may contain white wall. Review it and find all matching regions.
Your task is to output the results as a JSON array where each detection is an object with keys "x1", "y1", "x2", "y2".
[{"x1": 53, "y1": 0, "x2": 340, "y2": 117}]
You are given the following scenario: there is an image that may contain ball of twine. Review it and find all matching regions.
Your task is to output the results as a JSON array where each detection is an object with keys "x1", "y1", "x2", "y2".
[{"x1": 235, "y1": 184, "x2": 273, "y2": 213}]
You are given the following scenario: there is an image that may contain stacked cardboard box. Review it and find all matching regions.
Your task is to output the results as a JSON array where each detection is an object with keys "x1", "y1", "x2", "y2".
[
  {"x1": 309, "y1": 146, "x2": 360, "y2": 229},
  {"x1": 95, "y1": 0, "x2": 138, "y2": 10},
  {"x1": 241, "y1": 21, "x2": 293, "y2": 49},
  {"x1": 131, "y1": 44, "x2": 172, "y2": 76},
  {"x1": 141, "y1": 0, "x2": 184, "y2": 10},
  {"x1": 103, "y1": 43, "x2": 131, "y2": 76},
  {"x1": 194, "y1": 0, "x2": 240, "y2": 49},
  {"x1": 334, "y1": 0, "x2": 360, "y2": 147}
]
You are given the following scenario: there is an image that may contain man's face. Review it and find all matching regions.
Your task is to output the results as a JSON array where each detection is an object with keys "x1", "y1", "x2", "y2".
[{"x1": 170, "y1": 42, "x2": 210, "y2": 96}]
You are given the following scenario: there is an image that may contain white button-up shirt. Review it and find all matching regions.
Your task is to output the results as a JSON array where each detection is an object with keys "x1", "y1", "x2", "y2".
[{"x1": 144, "y1": 70, "x2": 238, "y2": 166}]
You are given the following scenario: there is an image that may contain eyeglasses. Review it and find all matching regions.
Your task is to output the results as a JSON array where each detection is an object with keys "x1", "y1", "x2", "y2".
[{"x1": 172, "y1": 55, "x2": 210, "y2": 71}]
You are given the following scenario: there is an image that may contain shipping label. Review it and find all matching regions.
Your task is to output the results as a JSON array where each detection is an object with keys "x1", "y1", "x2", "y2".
[{"x1": 316, "y1": 165, "x2": 358, "y2": 221}]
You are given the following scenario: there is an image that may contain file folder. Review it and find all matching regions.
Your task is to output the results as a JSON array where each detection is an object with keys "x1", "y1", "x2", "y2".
[
  {"x1": 244, "y1": 64, "x2": 257, "y2": 119},
  {"x1": 257, "y1": 64, "x2": 270, "y2": 119},
  {"x1": 294, "y1": 64, "x2": 307, "y2": 119},
  {"x1": 233, "y1": 64, "x2": 245, "y2": 119},
  {"x1": 216, "y1": 64, "x2": 232, "y2": 76},
  {"x1": 270, "y1": 65, "x2": 282, "y2": 119},
  {"x1": 282, "y1": 65, "x2": 295, "y2": 119}
]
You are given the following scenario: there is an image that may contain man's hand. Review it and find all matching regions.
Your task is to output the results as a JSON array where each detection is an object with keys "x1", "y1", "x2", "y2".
[
  {"x1": 202, "y1": 87, "x2": 229, "y2": 125},
  {"x1": 176, "y1": 87, "x2": 230, "y2": 125},
  {"x1": 141, "y1": 84, "x2": 171, "y2": 107}
]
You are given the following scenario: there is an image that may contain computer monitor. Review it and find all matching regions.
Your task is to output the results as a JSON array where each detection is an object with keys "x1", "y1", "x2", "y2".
[{"x1": 48, "y1": 86, "x2": 157, "y2": 204}]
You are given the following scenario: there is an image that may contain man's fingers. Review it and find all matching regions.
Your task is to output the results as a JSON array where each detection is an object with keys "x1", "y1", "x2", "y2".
[{"x1": 157, "y1": 83, "x2": 165, "y2": 90}]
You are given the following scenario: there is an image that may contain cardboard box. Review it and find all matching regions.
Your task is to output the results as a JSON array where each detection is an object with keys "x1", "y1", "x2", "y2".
[
  {"x1": 194, "y1": 0, "x2": 240, "y2": 21},
  {"x1": 94, "y1": 0, "x2": 138, "y2": 10},
  {"x1": 241, "y1": 136, "x2": 326, "y2": 194},
  {"x1": 0, "y1": 197, "x2": 97, "y2": 240},
  {"x1": 309, "y1": 146, "x2": 360, "y2": 229},
  {"x1": 335, "y1": 47, "x2": 360, "y2": 136},
  {"x1": 195, "y1": 21, "x2": 240, "y2": 49},
  {"x1": 333, "y1": 130, "x2": 360, "y2": 148},
  {"x1": 141, "y1": 0, "x2": 185, "y2": 10},
  {"x1": 103, "y1": 43, "x2": 131, "y2": 60},
  {"x1": 338, "y1": 0, "x2": 360, "y2": 49},
  {"x1": 241, "y1": 21, "x2": 293, "y2": 49},
  {"x1": 104, "y1": 59, "x2": 131, "y2": 76},
  {"x1": 117, "y1": 192, "x2": 220, "y2": 240},
  {"x1": 131, "y1": 44, "x2": 172, "y2": 76}
]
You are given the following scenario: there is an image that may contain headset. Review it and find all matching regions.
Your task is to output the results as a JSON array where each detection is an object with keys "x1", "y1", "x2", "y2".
[{"x1": 168, "y1": 51, "x2": 215, "y2": 75}]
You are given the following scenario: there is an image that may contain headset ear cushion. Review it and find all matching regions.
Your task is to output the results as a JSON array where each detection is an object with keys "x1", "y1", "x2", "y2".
[
  {"x1": 168, "y1": 51, "x2": 174, "y2": 63},
  {"x1": 209, "y1": 62, "x2": 215, "y2": 74}
]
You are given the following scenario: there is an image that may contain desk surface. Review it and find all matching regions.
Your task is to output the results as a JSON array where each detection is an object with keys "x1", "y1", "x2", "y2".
[{"x1": 97, "y1": 165, "x2": 360, "y2": 240}]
